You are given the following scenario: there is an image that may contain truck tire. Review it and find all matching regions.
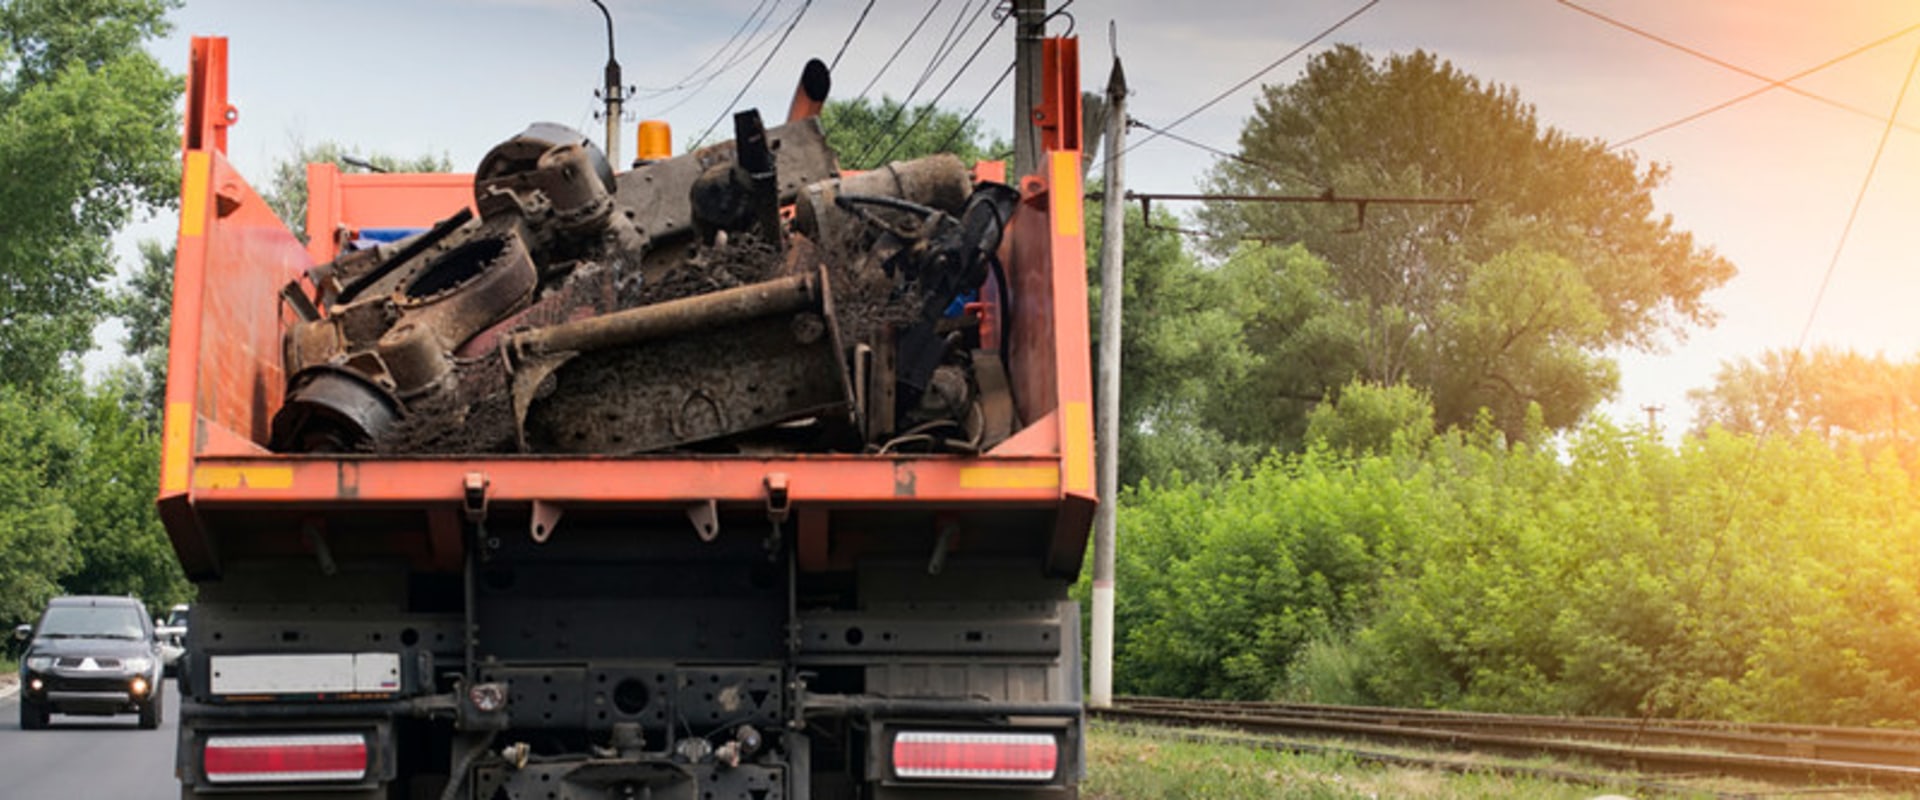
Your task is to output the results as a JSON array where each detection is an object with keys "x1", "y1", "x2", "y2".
[
  {"x1": 138, "y1": 689, "x2": 163, "y2": 730},
  {"x1": 18, "y1": 698, "x2": 48, "y2": 730}
]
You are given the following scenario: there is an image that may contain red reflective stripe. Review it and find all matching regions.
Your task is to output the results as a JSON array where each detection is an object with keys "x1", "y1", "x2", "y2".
[
  {"x1": 892, "y1": 734, "x2": 1057, "y2": 779},
  {"x1": 204, "y1": 741, "x2": 366, "y2": 777}
]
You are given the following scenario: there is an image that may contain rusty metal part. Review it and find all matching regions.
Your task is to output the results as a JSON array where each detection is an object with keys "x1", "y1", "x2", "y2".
[
  {"x1": 613, "y1": 118, "x2": 839, "y2": 252},
  {"x1": 786, "y1": 58, "x2": 830, "y2": 124},
  {"x1": 519, "y1": 266, "x2": 853, "y2": 454},
  {"x1": 330, "y1": 208, "x2": 476, "y2": 305},
  {"x1": 377, "y1": 229, "x2": 538, "y2": 393},
  {"x1": 688, "y1": 111, "x2": 782, "y2": 248},
  {"x1": 971, "y1": 350, "x2": 1017, "y2": 448},
  {"x1": 510, "y1": 270, "x2": 817, "y2": 360},
  {"x1": 270, "y1": 366, "x2": 402, "y2": 452},
  {"x1": 733, "y1": 111, "x2": 782, "y2": 248},
  {"x1": 791, "y1": 153, "x2": 971, "y2": 244},
  {"x1": 474, "y1": 122, "x2": 614, "y2": 230}
]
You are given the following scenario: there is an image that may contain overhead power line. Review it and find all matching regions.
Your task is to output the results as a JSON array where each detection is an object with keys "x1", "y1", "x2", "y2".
[
  {"x1": 693, "y1": 0, "x2": 815, "y2": 147},
  {"x1": 856, "y1": 0, "x2": 998, "y2": 165},
  {"x1": 1122, "y1": 190, "x2": 1474, "y2": 236},
  {"x1": 1558, "y1": 0, "x2": 1920, "y2": 139},
  {"x1": 650, "y1": 3, "x2": 790, "y2": 115},
  {"x1": 1125, "y1": 118, "x2": 1322, "y2": 190},
  {"x1": 1121, "y1": 0, "x2": 1379, "y2": 158},
  {"x1": 634, "y1": 0, "x2": 776, "y2": 97},
  {"x1": 1609, "y1": 19, "x2": 1920, "y2": 149},
  {"x1": 869, "y1": 6, "x2": 1013, "y2": 164},
  {"x1": 935, "y1": 60, "x2": 1017, "y2": 154},
  {"x1": 1789, "y1": 41, "x2": 1920, "y2": 365},
  {"x1": 916, "y1": 0, "x2": 991, "y2": 91},
  {"x1": 856, "y1": 1, "x2": 947, "y2": 103},
  {"x1": 829, "y1": 0, "x2": 877, "y2": 72}
]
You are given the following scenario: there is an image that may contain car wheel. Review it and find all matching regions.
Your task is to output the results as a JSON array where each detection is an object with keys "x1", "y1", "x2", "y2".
[
  {"x1": 138, "y1": 688, "x2": 163, "y2": 730},
  {"x1": 19, "y1": 698, "x2": 49, "y2": 730}
]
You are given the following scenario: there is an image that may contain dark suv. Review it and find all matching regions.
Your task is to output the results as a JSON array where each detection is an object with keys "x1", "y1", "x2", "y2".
[{"x1": 15, "y1": 596, "x2": 166, "y2": 730}]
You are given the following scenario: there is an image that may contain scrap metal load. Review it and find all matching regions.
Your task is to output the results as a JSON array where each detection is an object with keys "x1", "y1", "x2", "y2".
[{"x1": 270, "y1": 112, "x2": 1021, "y2": 457}]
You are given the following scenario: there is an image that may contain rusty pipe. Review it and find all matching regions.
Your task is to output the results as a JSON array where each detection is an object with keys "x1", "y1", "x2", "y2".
[
  {"x1": 510, "y1": 271, "x2": 819, "y2": 359},
  {"x1": 787, "y1": 58, "x2": 831, "y2": 124}
]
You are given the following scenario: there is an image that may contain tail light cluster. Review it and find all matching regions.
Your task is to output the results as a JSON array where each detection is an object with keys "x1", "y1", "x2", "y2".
[
  {"x1": 890, "y1": 730, "x2": 1059, "y2": 782},
  {"x1": 203, "y1": 734, "x2": 369, "y2": 784}
]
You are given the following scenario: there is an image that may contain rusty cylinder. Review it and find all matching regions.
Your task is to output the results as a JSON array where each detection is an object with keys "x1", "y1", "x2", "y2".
[{"x1": 509, "y1": 271, "x2": 820, "y2": 359}]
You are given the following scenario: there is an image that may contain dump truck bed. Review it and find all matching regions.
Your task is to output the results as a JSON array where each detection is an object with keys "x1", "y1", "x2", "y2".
[{"x1": 158, "y1": 38, "x2": 1094, "y2": 582}]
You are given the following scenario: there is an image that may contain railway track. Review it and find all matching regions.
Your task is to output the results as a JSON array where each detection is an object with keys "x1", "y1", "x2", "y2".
[{"x1": 1094, "y1": 696, "x2": 1920, "y2": 792}]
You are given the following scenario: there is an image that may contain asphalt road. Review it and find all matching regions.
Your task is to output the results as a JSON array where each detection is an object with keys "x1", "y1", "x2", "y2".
[{"x1": 0, "y1": 681, "x2": 182, "y2": 799}]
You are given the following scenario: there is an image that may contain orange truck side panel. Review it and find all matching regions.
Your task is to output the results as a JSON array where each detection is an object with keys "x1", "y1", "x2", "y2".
[{"x1": 163, "y1": 35, "x2": 1097, "y2": 579}]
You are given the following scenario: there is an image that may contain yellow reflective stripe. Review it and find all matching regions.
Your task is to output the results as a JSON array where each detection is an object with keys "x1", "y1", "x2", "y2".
[
  {"x1": 194, "y1": 466, "x2": 294, "y2": 491},
  {"x1": 959, "y1": 466, "x2": 1061, "y2": 490},
  {"x1": 1050, "y1": 151, "x2": 1082, "y2": 237},
  {"x1": 181, "y1": 151, "x2": 210, "y2": 237},
  {"x1": 160, "y1": 402, "x2": 193, "y2": 495},
  {"x1": 1063, "y1": 401, "x2": 1092, "y2": 492}
]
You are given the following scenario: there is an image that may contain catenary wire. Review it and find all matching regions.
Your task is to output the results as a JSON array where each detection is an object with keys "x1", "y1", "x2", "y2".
[
  {"x1": 634, "y1": 0, "x2": 776, "y2": 97},
  {"x1": 855, "y1": 1, "x2": 946, "y2": 103},
  {"x1": 650, "y1": 3, "x2": 790, "y2": 115},
  {"x1": 1559, "y1": 0, "x2": 1920, "y2": 137},
  {"x1": 1127, "y1": 119, "x2": 1323, "y2": 190},
  {"x1": 1609, "y1": 19, "x2": 1920, "y2": 149},
  {"x1": 1120, "y1": 0, "x2": 1379, "y2": 158},
  {"x1": 1787, "y1": 42, "x2": 1920, "y2": 364},
  {"x1": 829, "y1": 0, "x2": 877, "y2": 72},
  {"x1": 870, "y1": 6, "x2": 1013, "y2": 164},
  {"x1": 916, "y1": 0, "x2": 991, "y2": 91},
  {"x1": 693, "y1": 0, "x2": 815, "y2": 147},
  {"x1": 856, "y1": 0, "x2": 996, "y2": 164},
  {"x1": 934, "y1": 59, "x2": 1016, "y2": 154}
]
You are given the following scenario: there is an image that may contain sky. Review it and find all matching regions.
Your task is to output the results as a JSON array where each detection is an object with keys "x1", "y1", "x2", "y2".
[{"x1": 124, "y1": 0, "x2": 1920, "y2": 436}]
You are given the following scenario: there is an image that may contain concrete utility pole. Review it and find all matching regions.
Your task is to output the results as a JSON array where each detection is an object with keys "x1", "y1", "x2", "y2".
[
  {"x1": 1012, "y1": 0, "x2": 1047, "y2": 178},
  {"x1": 588, "y1": 0, "x2": 625, "y2": 168},
  {"x1": 1090, "y1": 55, "x2": 1127, "y2": 710}
]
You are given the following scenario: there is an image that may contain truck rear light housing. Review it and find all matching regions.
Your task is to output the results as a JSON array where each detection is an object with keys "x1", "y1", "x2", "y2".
[
  {"x1": 203, "y1": 734, "x2": 369, "y2": 784},
  {"x1": 891, "y1": 731, "x2": 1058, "y2": 782}
]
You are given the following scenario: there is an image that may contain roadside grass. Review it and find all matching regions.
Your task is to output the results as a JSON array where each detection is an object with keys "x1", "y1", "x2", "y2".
[{"x1": 1081, "y1": 721, "x2": 1920, "y2": 800}]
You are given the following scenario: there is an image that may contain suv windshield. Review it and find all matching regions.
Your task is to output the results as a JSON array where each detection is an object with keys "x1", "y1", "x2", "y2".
[
  {"x1": 166, "y1": 608, "x2": 188, "y2": 628},
  {"x1": 37, "y1": 606, "x2": 145, "y2": 640}
]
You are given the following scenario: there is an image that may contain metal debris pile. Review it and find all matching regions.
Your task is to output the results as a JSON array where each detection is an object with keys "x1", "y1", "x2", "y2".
[{"x1": 270, "y1": 113, "x2": 1022, "y2": 457}]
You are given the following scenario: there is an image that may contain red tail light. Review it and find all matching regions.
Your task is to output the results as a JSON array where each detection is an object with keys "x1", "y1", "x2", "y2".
[
  {"x1": 203, "y1": 734, "x2": 368, "y2": 784},
  {"x1": 891, "y1": 731, "x2": 1058, "y2": 782}
]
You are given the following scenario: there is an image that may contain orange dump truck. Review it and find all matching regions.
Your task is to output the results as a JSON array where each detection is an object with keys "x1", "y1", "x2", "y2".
[{"x1": 160, "y1": 36, "x2": 1094, "y2": 800}]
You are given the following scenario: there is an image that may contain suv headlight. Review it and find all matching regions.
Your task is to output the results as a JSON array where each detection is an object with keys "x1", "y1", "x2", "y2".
[
  {"x1": 122, "y1": 656, "x2": 153, "y2": 673},
  {"x1": 24, "y1": 655, "x2": 52, "y2": 671}
]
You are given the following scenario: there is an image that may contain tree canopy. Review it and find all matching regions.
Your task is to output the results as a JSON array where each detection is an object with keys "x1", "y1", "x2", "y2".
[
  {"x1": 0, "y1": 0, "x2": 180, "y2": 388},
  {"x1": 819, "y1": 96, "x2": 1005, "y2": 170},
  {"x1": 1690, "y1": 347, "x2": 1920, "y2": 464},
  {"x1": 1198, "y1": 45, "x2": 1734, "y2": 442}
]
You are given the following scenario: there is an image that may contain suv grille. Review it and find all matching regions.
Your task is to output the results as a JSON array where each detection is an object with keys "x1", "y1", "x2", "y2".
[{"x1": 53, "y1": 657, "x2": 122, "y2": 669}]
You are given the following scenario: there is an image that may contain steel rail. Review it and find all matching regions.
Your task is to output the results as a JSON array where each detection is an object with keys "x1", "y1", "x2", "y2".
[{"x1": 1095, "y1": 703, "x2": 1920, "y2": 788}]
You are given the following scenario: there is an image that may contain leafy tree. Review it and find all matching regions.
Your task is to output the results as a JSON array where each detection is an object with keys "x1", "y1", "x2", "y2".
[
  {"x1": 1086, "y1": 199, "x2": 1261, "y2": 485},
  {"x1": 108, "y1": 239, "x2": 174, "y2": 423},
  {"x1": 1200, "y1": 45, "x2": 1734, "y2": 442},
  {"x1": 0, "y1": 385, "x2": 83, "y2": 625},
  {"x1": 0, "y1": 0, "x2": 180, "y2": 388},
  {"x1": 819, "y1": 96, "x2": 1005, "y2": 170},
  {"x1": 1689, "y1": 347, "x2": 1920, "y2": 460},
  {"x1": 61, "y1": 367, "x2": 190, "y2": 607},
  {"x1": 260, "y1": 140, "x2": 453, "y2": 242},
  {"x1": 1304, "y1": 380, "x2": 1435, "y2": 456}
]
